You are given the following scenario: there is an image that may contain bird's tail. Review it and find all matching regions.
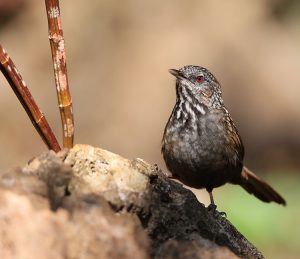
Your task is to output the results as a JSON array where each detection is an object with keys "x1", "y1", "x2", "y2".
[{"x1": 239, "y1": 166, "x2": 286, "y2": 205}]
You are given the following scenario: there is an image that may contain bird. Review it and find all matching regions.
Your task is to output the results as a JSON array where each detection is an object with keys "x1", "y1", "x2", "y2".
[{"x1": 161, "y1": 65, "x2": 286, "y2": 210}]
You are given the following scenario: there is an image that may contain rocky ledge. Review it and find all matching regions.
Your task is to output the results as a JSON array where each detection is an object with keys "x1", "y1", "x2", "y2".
[{"x1": 0, "y1": 144, "x2": 263, "y2": 259}]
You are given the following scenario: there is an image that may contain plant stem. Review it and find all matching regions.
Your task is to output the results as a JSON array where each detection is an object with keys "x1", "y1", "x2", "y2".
[
  {"x1": 0, "y1": 45, "x2": 61, "y2": 152},
  {"x1": 45, "y1": 0, "x2": 74, "y2": 148}
]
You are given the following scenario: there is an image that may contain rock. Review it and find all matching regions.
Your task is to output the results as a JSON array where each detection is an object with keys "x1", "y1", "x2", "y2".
[
  {"x1": 64, "y1": 144, "x2": 152, "y2": 213},
  {"x1": 0, "y1": 144, "x2": 264, "y2": 259},
  {"x1": 1, "y1": 149, "x2": 149, "y2": 259},
  {"x1": 144, "y1": 176, "x2": 262, "y2": 259},
  {"x1": 156, "y1": 239, "x2": 240, "y2": 259}
]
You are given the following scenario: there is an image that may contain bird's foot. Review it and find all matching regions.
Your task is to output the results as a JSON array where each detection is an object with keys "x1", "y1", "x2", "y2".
[
  {"x1": 207, "y1": 203, "x2": 217, "y2": 211},
  {"x1": 207, "y1": 204, "x2": 227, "y2": 218}
]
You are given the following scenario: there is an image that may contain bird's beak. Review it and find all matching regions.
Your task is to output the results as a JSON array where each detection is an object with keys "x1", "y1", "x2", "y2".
[{"x1": 169, "y1": 69, "x2": 185, "y2": 80}]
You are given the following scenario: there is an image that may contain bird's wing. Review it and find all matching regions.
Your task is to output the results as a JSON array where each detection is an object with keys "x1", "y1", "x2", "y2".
[{"x1": 221, "y1": 108, "x2": 245, "y2": 162}]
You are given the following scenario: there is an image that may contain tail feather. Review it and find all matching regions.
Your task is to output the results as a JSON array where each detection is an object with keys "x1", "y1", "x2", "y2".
[{"x1": 239, "y1": 166, "x2": 286, "y2": 205}]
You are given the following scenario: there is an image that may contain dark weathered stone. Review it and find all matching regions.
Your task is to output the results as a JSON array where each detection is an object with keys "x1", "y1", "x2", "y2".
[{"x1": 144, "y1": 174, "x2": 263, "y2": 259}]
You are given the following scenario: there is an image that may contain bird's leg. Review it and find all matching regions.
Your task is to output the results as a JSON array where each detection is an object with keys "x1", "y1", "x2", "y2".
[
  {"x1": 207, "y1": 189, "x2": 227, "y2": 217},
  {"x1": 207, "y1": 190, "x2": 217, "y2": 211}
]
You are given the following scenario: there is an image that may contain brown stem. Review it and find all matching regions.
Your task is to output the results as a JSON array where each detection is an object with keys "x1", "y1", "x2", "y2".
[
  {"x1": 0, "y1": 45, "x2": 61, "y2": 152},
  {"x1": 44, "y1": 0, "x2": 74, "y2": 148}
]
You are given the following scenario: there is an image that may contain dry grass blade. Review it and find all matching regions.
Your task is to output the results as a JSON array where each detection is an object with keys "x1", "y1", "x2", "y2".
[
  {"x1": 0, "y1": 45, "x2": 61, "y2": 152},
  {"x1": 45, "y1": 0, "x2": 74, "y2": 148}
]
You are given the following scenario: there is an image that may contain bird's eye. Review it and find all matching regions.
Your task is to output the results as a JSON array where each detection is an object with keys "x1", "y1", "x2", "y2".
[{"x1": 196, "y1": 75, "x2": 204, "y2": 83}]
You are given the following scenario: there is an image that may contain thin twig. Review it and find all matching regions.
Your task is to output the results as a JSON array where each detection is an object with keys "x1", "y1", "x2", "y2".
[
  {"x1": 45, "y1": 0, "x2": 74, "y2": 148},
  {"x1": 0, "y1": 45, "x2": 61, "y2": 152}
]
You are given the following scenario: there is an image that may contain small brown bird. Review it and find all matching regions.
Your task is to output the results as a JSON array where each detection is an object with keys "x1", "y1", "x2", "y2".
[{"x1": 162, "y1": 65, "x2": 286, "y2": 209}]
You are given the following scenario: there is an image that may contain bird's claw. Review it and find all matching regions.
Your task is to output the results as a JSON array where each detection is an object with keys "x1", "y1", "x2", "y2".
[
  {"x1": 207, "y1": 203, "x2": 217, "y2": 211},
  {"x1": 218, "y1": 211, "x2": 227, "y2": 218},
  {"x1": 207, "y1": 204, "x2": 227, "y2": 218}
]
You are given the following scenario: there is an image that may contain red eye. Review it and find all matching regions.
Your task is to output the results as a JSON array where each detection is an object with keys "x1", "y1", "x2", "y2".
[{"x1": 196, "y1": 75, "x2": 204, "y2": 83}]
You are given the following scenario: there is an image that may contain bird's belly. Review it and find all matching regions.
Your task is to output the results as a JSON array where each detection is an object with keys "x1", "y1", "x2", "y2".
[{"x1": 162, "y1": 127, "x2": 237, "y2": 189}]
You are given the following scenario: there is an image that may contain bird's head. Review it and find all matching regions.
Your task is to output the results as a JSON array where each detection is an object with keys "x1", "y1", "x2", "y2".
[{"x1": 169, "y1": 65, "x2": 223, "y2": 108}]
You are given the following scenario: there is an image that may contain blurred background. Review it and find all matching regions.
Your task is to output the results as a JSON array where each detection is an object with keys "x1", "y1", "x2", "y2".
[{"x1": 0, "y1": 0, "x2": 299, "y2": 257}]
